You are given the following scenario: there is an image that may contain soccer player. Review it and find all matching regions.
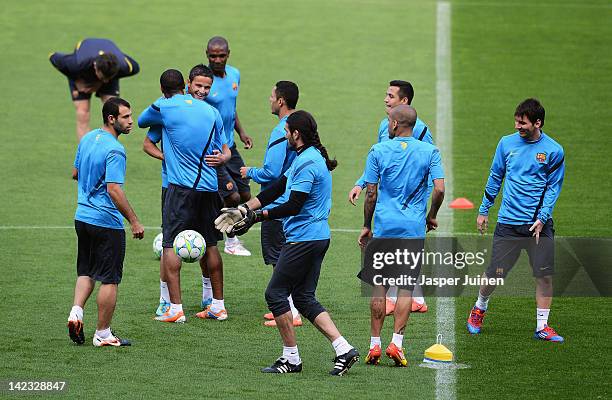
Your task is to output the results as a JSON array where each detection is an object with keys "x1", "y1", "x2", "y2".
[
  {"x1": 49, "y1": 38, "x2": 140, "y2": 141},
  {"x1": 215, "y1": 111, "x2": 359, "y2": 375},
  {"x1": 357, "y1": 105, "x2": 445, "y2": 366},
  {"x1": 142, "y1": 64, "x2": 219, "y2": 316},
  {"x1": 349, "y1": 80, "x2": 433, "y2": 314},
  {"x1": 138, "y1": 69, "x2": 230, "y2": 323},
  {"x1": 205, "y1": 36, "x2": 253, "y2": 256},
  {"x1": 67, "y1": 97, "x2": 144, "y2": 347},
  {"x1": 468, "y1": 98, "x2": 565, "y2": 342},
  {"x1": 240, "y1": 81, "x2": 300, "y2": 327}
]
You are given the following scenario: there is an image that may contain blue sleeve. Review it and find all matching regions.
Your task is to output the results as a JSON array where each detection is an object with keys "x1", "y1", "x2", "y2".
[
  {"x1": 212, "y1": 109, "x2": 227, "y2": 150},
  {"x1": 73, "y1": 144, "x2": 81, "y2": 169},
  {"x1": 248, "y1": 137, "x2": 288, "y2": 184},
  {"x1": 429, "y1": 149, "x2": 444, "y2": 180},
  {"x1": 363, "y1": 147, "x2": 379, "y2": 184},
  {"x1": 105, "y1": 149, "x2": 126, "y2": 184},
  {"x1": 377, "y1": 121, "x2": 388, "y2": 143},
  {"x1": 354, "y1": 171, "x2": 366, "y2": 188},
  {"x1": 118, "y1": 54, "x2": 139, "y2": 77},
  {"x1": 355, "y1": 123, "x2": 386, "y2": 187},
  {"x1": 49, "y1": 52, "x2": 78, "y2": 79},
  {"x1": 290, "y1": 161, "x2": 316, "y2": 194},
  {"x1": 421, "y1": 127, "x2": 434, "y2": 145},
  {"x1": 147, "y1": 126, "x2": 162, "y2": 143},
  {"x1": 478, "y1": 140, "x2": 506, "y2": 215},
  {"x1": 537, "y1": 148, "x2": 565, "y2": 224},
  {"x1": 138, "y1": 101, "x2": 162, "y2": 128}
]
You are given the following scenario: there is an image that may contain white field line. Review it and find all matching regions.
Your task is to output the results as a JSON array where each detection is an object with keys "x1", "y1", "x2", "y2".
[
  {"x1": 435, "y1": 2, "x2": 456, "y2": 400},
  {"x1": 0, "y1": 226, "x2": 598, "y2": 240}
]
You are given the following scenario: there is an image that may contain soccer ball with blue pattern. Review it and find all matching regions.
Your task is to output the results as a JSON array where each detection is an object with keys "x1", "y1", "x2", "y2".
[
  {"x1": 173, "y1": 230, "x2": 206, "y2": 263},
  {"x1": 152, "y1": 232, "x2": 163, "y2": 259}
]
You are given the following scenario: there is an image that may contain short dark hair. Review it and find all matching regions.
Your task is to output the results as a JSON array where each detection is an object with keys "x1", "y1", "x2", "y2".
[
  {"x1": 94, "y1": 53, "x2": 119, "y2": 80},
  {"x1": 160, "y1": 69, "x2": 184, "y2": 96},
  {"x1": 275, "y1": 81, "x2": 299, "y2": 109},
  {"x1": 389, "y1": 80, "x2": 414, "y2": 104},
  {"x1": 102, "y1": 97, "x2": 130, "y2": 124},
  {"x1": 207, "y1": 36, "x2": 229, "y2": 51},
  {"x1": 189, "y1": 64, "x2": 214, "y2": 81},
  {"x1": 514, "y1": 98, "x2": 545, "y2": 127}
]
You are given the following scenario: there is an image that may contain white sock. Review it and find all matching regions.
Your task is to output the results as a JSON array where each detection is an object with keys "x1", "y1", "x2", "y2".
[
  {"x1": 160, "y1": 280, "x2": 169, "y2": 303},
  {"x1": 331, "y1": 336, "x2": 353, "y2": 356},
  {"x1": 475, "y1": 292, "x2": 490, "y2": 311},
  {"x1": 226, "y1": 236, "x2": 239, "y2": 246},
  {"x1": 282, "y1": 345, "x2": 301, "y2": 365},
  {"x1": 288, "y1": 295, "x2": 299, "y2": 318},
  {"x1": 536, "y1": 308, "x2": 550, "y2": 331},
  {"x1": 413, "y1": 296, "x2": 425, "y2": 305},
  {"x1": 69, "y1": 305, "x2": 83, "y2": 321},
  {"x1": 211, "y1": 298, "x2": 225, "y2": 312},
  {"x1": 202, "y1": 276, "x2": 212, "y2": 301},
  {"x1": 387, "y1": 286, "x2": 398, "y2": 303},
  {"x1": 170, "y1": 303, "x2": 183, "y2": 313},
  {"x1": 95, "y1": 327, "x2": 111, "y2": 339},
  {"x1": 370, "y1": 336, "x2": 381, "y2": 349},
  {"x1": 392, "y1": 333, "x2": 404, "y2": 348}
]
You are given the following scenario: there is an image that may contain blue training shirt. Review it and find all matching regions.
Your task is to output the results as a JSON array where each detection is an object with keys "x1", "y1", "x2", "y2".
[
  {"x1": 247, "y1": 115, "x2": 296, "y2": 210},
  {"x1": 205, "y1": 65, "x2": 240, "y2": 148},
  {"x1": 138, "y1": 94, "x2": 226, "y2": 192},
  {"x1": 364, "y1": 136, "x2": 444, "y2": 238},
  {"x1": 74, "y1": 129, "x2": 127, "y2": 229},
  {"x1": 479, "y1": 132, "x2": 565, "y2": 225},
  {"x1": 146, "y1": 126, "x2": 168, "y2": 188},
  {"x1": 281, "y1": 146, "x2": 332, "y2": 242},
  {"x1": 355, "y1": 116, "x2": 433, "y2": 187}
]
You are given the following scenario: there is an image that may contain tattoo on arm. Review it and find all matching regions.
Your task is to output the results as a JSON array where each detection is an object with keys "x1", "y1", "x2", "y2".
[{"x1": 364, "y1": 183, "x2": 378, "y2": 229}]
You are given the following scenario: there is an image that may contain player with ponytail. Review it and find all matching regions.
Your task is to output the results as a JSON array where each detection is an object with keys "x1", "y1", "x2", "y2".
[{"x1": 215, "y1": 110, "x2": 359, "y2": 376}]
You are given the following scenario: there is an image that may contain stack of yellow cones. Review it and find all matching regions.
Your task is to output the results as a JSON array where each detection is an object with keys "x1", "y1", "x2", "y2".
[{"x1": 423, "y1": 334, "x2": 453, "y2": 364}]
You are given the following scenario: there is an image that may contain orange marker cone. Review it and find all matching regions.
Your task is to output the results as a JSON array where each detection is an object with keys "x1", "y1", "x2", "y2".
[{"x1": 449, "y1": 198, "x2": 474, "y2": 209}]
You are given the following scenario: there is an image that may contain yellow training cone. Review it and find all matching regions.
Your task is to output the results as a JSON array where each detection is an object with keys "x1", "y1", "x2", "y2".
[{"x1": 423, "y1": 334, "x2": 453, "y2": 364}]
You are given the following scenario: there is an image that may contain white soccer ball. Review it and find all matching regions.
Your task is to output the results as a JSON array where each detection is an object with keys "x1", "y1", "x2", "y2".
[
  {"x1": 152, "y1": 232, "x2": 163, "y2": 259},
  {"x1": 173, "y1": 230, "x2": 206, "y2": 263}
]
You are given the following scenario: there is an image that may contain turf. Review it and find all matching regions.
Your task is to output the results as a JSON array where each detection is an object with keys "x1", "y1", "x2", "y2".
[{"x1": 0, "y1": 0, "x2": 610, "y2": 399}]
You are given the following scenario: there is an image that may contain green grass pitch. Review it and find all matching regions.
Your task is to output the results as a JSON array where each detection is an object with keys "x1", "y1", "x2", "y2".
[{"x1": 0, "y1": 0, "x2": 610, "y2": 399}]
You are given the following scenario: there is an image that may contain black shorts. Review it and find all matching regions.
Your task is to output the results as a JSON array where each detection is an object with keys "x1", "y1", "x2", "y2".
[
  {"x1": 216, "y1": 144, "x2": 250, "y2": 198},
  {"x1": 68, "y1": 78, "x2": 120, "y2": 101},
  {"x1": 75, "y1": 220, "x2": 125, "y2": 284},
  {"x1": 266, "y1": 239, "x2": 330, "y2": 319},
  {"x1": 162, "y1": 184, "x2": 223, "y2": 248},
  {"x1": 160, "y1": 186, "x2": 167, "y2": 227},
  {"x1": 357, "y1": 238, "x2": 425, "y2": 291},
  {"x1": 261, "y1": 219, "x2": 286, "y2": 265},
  {"x1": 486, "y1": 220, "x2": 555, "y2": 278}
]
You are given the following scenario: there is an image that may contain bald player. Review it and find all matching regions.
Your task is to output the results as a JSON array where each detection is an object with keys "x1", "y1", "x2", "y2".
[{"x1": 358, "y1": 104, "x2": 444, "y2": 366}]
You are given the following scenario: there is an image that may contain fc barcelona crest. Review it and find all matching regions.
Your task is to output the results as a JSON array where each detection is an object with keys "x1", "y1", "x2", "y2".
[{"x1": 536, "y1": 153, "x2": 547, "y2": 163}]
